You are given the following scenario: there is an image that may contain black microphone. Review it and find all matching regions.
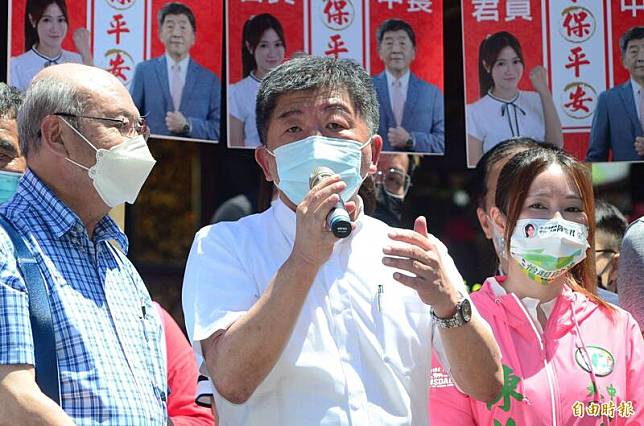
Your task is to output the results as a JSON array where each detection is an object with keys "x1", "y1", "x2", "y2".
[{"x1": 309, "y1": 166, "x2": 352, "y2": 238}]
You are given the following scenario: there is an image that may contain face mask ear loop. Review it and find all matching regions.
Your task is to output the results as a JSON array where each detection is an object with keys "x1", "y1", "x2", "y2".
[
  {"x1": 58, "y1": 116, "x2": 99, "y2": 153},
  {"x1": 572, "y1": 307, "x2": 611, "y2": 425}
]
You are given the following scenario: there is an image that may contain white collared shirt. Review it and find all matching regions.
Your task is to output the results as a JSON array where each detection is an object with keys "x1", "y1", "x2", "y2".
[
  {"x1": 488, "y1": 278, "x2": 557, "y2": 334},
  {"x1": 385, "y1": 69, "x2": 410, "y2": 113},
  {"x1": 165, "y1": 53, "x2": 190, "y2": 87},
  {"x1": 183, "y1": 199, "x2": 477, "y2": 426},
  {"x1": 631, "y1": 78, "x2": 642, "y2": 120}
]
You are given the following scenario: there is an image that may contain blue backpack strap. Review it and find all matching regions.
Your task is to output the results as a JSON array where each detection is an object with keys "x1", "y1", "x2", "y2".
[{"x1": 0, "y1": 214, "x2": 60, "y2": 405}]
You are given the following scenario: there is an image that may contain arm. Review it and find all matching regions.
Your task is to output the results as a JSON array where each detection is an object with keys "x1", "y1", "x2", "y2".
[
  {"x1": 187, "y1": 76, "x2": 221, "y2": 141},
  {"x1": 530, "y1": 66, "x2": 563, "y2": 147},
  {"x1": 409, "y1": 89, "x2": 445, "y2": 154},
  {"x1": 0, "y1": 364, "x2": 75, "y2": 426},
  {"x1": 201, "y1": 176, "x2": 347, "y2": 404},
  {"x1": 585, "y1": 92, "x2": 610, "y2": 162},
  {"x1": 383, "y1": 217, "x2": 503, "y2": 403},
  {"x1": 429, "y1": 352, "x2": 477, "y2": 425},
  {"x1": 467, "y1": 135, "x2": 483, "y2": 168},
  {"x1": 228, "y1": 116, "x2": 246, "y2": 147},
  {"x1": 72, "y1": 28, "x2": 93, "y2": 66}
]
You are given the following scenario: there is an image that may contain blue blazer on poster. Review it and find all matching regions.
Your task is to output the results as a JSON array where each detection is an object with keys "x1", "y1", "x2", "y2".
[
  {"x1": 373, "y1": 72, "x2": 445, "y2": 154},
  {"x1": 130, "y1": 55, "x2": 221, "y2": 141},
  {"x1": 586, "y1": 81, "x2": 643, "y2": 162}
]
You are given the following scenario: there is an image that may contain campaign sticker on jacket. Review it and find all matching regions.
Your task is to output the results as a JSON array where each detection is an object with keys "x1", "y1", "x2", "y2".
[{"x1": 574, "y1": 346, "x2": 615, "y2": 377}]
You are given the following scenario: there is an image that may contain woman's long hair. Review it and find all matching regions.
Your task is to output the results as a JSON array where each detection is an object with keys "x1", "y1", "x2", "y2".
[
  {"x1": 478, "y1": 31, "x2": 524, "y2": 98},
  {"x1": 24, "y1": 0, "x2": 70, "y2": 52},
  {"x1": 495, "y1": 147, "x2": 614, "y2": 313},
  {"x1": 241, "y1": 13, "x2": 286, "y2": 78}
]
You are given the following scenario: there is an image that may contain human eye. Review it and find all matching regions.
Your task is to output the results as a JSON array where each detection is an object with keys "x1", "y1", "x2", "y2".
[
  {"x1": 285, "y1": 126, "x2": 301, "y2": 134},
  {"x1": 326, "y1": 121, "x2": 348, "y2": 132},
  {"x1": 565, "y1": 205, "x2": 583, "y2": 213},
  {"x1": 528, "y1": 202, "x2": 547, "y2": 210},
  {"x1": 275, "y1": 41, "x2": 284, "y2": 47}
]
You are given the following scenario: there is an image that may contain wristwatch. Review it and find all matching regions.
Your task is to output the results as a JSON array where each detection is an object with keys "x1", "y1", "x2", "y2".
[
  {"x1": 182, "y1": 120, "x2": 191, "y2": 135},
  {"x1": 431, "y1": 298, "x2": 472, "y2": 329},
  {"x1": 405, "y1": 134, "x2": 415, "y2": 150}
]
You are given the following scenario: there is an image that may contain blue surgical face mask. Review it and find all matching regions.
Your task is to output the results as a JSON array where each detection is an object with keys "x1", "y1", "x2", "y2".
[
  {"x1": 266, "y1": 135, "x2": 372, "y2": 205},
  {"x1": 0, "y1": 170, "x2": 22, "y2": 204}
]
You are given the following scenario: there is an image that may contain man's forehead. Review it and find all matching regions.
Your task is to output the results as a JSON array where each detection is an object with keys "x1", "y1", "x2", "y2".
[
  {"x1": 272, "y1": 88, "x2": 355, "y2": 115},
  {"x1": 164, "y1": 14, "x2": 190, "y2": 24},
  {"x1": 382, "y1": 30, "x2": 411, "y2": 40}
]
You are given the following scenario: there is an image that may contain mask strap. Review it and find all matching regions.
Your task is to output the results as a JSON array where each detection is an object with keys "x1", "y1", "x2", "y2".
[
  {"x1": 65, "y1": 157, "x2": 90, "y2": 172},
  {"x1": 59, "y1": 116, "x2": 99, "y2": 153}
]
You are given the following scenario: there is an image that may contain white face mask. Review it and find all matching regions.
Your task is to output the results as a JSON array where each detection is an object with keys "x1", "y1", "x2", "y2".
[
  {"x1": 510, "y1": 217, "x2": 589, "y2": 285},
  {"x1": 61, "y1": 118, "x2": 157, "y2": 208}
]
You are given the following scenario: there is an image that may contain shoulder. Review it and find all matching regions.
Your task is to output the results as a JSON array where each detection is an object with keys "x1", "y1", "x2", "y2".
[
  {"x1": 134, "y1": 57, "x2": 157, "y2": 72},
  {"x1": 190, "y1": 60, "x2": 218, "y2": 80},
  {"x1": 467, "y1": 95, "x2": 490, "y2": 112},
  {"x1": 519, "y1": 90, "x2": 542, "y2": 104},
  {"x1": 61, "y1": 50, "x2": 82, "y2": 63},
  {"x1": 411, "y1": 73, "x2": 439, "y2": 92},
  {"x1": 11, "y1": 51, "x2": 33, "y2": 64}
]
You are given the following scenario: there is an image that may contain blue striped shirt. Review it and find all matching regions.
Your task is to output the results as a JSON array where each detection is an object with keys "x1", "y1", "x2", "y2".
[{"x1": 0, "y1": 170, "x2": 167, "y2": 424}]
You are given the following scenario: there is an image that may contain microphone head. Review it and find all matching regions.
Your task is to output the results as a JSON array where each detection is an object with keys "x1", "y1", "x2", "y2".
[{"x1": 309, "y1": 166, "x2": 335, "y2": 189}]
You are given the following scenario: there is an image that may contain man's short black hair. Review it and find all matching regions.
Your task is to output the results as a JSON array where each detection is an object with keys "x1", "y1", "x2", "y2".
[
  {"x1": 619, "y1": 26, "x2": 644, "y2": 56},
  {"x1": 595, "y1": 200, "x2": 628, "y2": 251},
  {"x1": 377, "y1": 19, "x2": 416, "y2": 47},
  {"x1": 0, "y1": 83, "x2": 23, "y2": 120},
  {"x1": 255, "y1": 57, "x2": 379, "y2": 145},
  {"x1": 158, "y1": 2, "x2": 196, "y2": 32}
]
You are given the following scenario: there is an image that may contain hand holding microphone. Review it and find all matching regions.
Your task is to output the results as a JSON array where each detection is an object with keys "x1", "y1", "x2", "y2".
[{"x1": 309, "y1": 167, "x2": 353, "y2": 238}]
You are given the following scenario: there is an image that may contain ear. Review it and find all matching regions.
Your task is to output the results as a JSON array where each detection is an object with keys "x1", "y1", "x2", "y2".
[
  {"x1": 483, "y1": 60, "x2": 491, "y2": 74},
  {"x1": 245, "y1": 41, "x2": 253, "y2": 55},
  {"x1": 489, "y1": 206, "x2": 507, "y2": 235},
  {"x1": 255, "y1": 146, "x2": 276, "y2": 183},
  {"x1": 39, "y1": 115, "x2": 69, "y2": 159},
  {"x1": 29, "y1": 14, "x2": 36, "y2": 28},
  {"x1": 368, "y1": 135, "x2": 383, "y2": 175},
  {"x1": 476, "y1": 207, "x2": 493, "y2": 239}
]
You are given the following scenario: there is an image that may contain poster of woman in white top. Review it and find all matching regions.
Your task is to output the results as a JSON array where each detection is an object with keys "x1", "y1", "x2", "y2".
[
  {"x1": 466, "y1": 31, "x2": 562, "y2": 167},
  {"x1": 9, "y1": 0, "x2": 93, "y2": 91}
]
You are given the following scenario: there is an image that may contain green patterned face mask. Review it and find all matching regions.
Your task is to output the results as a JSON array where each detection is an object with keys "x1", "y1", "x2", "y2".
[{"x1": 510, "y1": 218, "x2": 589, "y2": 285}]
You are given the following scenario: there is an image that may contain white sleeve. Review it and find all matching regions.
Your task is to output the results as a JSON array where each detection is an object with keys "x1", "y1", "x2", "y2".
[
  {"x1": 227, "y1": 82, "x2": 244, "y2": 121},
  {"x1": 466, "y1": 102, "x2": 485, "y2": 141},
  {"x1": 9, "y1": 58, "x2": 26, "y2": 92},
  {"x1": 182, "y1": 223, "x2": 259, "y2": 369}
]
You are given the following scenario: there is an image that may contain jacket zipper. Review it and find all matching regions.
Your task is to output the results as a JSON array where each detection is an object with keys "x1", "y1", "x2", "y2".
[{"x1": 511, "y1": 294, "x2": 559, "y2": 426}]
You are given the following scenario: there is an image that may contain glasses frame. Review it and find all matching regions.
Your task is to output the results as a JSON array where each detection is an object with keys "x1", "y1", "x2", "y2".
[
  {"x1": 374, "y1": 167, "x2": 411, "y2": 198},
  {"x1": 53, "y1": 112, "x2": 150, "y2": 141}
]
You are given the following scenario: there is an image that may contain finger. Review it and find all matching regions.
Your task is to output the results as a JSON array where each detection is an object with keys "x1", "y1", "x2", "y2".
[
  {"x1": 310, "y1": 174, "x2": 341, "y2": 194},
  {"x1": 312, "y1": 193, "x2": 342, "y2": 222},
  {"x1": 306, "y1": 180, "x2": 346, "y2": 209},
  {"x1": 382, "y1": 243, "x2": 434, "y2": 263},
  {"x1": 391, "y1": 271, "x2": 422, "y2": 291},
  {"x1": 382, "y1": 256, "x2": 435, "y2": 278},
  {"x1": 414, "y1": 216, "x2": 429, "y2": 238},
  {"x1": 387, "y1": 229, "x2": 433, "y2": 251}
]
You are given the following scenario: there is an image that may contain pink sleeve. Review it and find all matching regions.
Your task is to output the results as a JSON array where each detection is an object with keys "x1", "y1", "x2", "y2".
[
  {"x1": 624, "y1": 313, "x2": 643, "y2": 425},
  {"x1": 429, "y1": 351, "x2": 476, "y2": 426},
  {"x1": 155, "y1": 303, "x2": 216, "y2": 426}
]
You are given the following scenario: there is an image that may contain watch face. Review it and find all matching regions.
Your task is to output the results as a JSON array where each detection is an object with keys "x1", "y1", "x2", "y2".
[{"x1": 460, "y1": 299, "x2": 472, "y2": 322}]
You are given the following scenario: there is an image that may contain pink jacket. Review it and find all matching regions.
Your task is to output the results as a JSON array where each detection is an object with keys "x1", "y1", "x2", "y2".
[{"x1": 430, "y1": 278, "x2": 643, "y2": 426}]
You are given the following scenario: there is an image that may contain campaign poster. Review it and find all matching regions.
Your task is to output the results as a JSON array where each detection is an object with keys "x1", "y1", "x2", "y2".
[
  {"x1": 462, "y1": 0, "x2": 644, "y2": 167},
  {"x1": 226, "y1": 0, "x2": 444, "y2": 155},
  {"x1": 7, "y1": 0, "x2": 223, "y2": 144}
]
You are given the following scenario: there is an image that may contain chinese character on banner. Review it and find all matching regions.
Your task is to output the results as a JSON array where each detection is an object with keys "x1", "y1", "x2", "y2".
[
  {"x1": 617, "y1": 401, "x2": 635, "y2": 418},
  {"x1": 324, "y1": 34, "x2": 349, "y2": 58},
  {"x1": 105, "y1": 49, "x2": 134, "y2": 83},
  {"x1": 506, "y1": 0, "x2": 532, "y2": 21},
  {"x1": 565, "y1": 46, "x2": 590, "y2": 78},
  {"x1": 472, "y1": 0, "x2": 500, "y2": 22},
  {"x1": 378, "y1": 0, "x2": 404, "y2": 9},
  {"x1": 586, "y1": 402, "x2": 601, "y2": 417},
  {"x1": 563, "y1": 82, "x2": 596, "y2": 119},
  {"x1": 560, "y1": 6, "x2": 595, "y2": 43},
  {"x1": 407, "y1": 0, "x2": 432, "y2": 13},
  {"x1": 621, "y1": 0, "x2": 644, "y2": 17},
  {"x1": 601, "y1": 401, "x2": 616, "y2": 418},
  {"x1": 324, "y1": 0, "x2": 351, "y2": 27},
  {"x1": 241, "y1": 0, "x2": 295, "y2": 3},
  {"x1": 107, "y1": 14, "x2": 130, "y2": 45}
]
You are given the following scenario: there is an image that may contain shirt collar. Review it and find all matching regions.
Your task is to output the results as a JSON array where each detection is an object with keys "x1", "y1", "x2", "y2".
[
  {"x1": 166, "y1": 53, "x2": 190, "y2": 72},
  {"x1": 385, "y1": 69, "x2": 410, "y2": 88},
  {"x1": 631, "y1": 78, "x2": 642, "y2": 96},
  {"x1": 16, "y1": 169, "x2": 128, "y2": 251},
  {"x1": 488, "y1": 277, "x2": 558, "y2": 321}
]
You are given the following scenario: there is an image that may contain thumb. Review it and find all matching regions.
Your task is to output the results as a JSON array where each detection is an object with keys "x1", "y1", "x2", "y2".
[{"x1": 414, "y1": 216, "x2": 429, "y2": 237}]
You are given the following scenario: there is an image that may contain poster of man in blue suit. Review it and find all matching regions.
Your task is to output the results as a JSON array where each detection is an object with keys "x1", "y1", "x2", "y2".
[
  {"x1": 372, "y1": 19, "x2": 444, "y2": 154},
  {"x1": 130, "y1": 2, "x2": 221, "y2": 142},
  {"x1": 586, "y1": 26, "x2": 644, "y2": 162}
]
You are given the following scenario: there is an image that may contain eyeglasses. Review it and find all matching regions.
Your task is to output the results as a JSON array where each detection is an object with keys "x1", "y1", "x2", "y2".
[
  {"x1": 54, "y1": 112, "x2": 150, "y2": 141},
  {"x1": 374, "y1": 167, "x2": 411, "y2": 197},
  {"x1": 595, "y1": 249, "x2": 617, "y2": 256}
]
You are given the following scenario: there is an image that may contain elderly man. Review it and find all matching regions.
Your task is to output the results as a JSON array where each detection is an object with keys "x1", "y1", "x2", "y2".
[
  {"x1": 0, "y1": 64, "x2": 167, "y2": 425},
  {"x1": 183, "y1": 57, "x2": 502, "y2": 425},
  {"x1": 0, "y1": 83, "x2": 27, "y2": 203}
]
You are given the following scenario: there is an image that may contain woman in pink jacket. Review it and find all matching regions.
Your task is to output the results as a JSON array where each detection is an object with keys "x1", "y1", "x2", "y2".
[{"x1": 430, "y1": 147, "x2": 643, "y2": 425}]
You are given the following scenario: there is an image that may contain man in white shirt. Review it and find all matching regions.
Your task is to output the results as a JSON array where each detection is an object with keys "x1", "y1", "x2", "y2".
[
  {"x1": 183, "y1": 56, "x2": 502, "y2": 425},
  {"x1": 372, "y1": 19, "x2": 444, "y2": 154},
  {"x1": 130, "y1": 2, "x2": 221, "y2": 141}
]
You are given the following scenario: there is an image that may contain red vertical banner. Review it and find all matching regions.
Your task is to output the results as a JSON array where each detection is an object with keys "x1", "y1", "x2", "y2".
[
  {"x1": 609, "y1": 1, "x2": 644, "y2": 86},
  {"x1": 369, "y1": 0, "x2": 443, "y2": 91}
]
